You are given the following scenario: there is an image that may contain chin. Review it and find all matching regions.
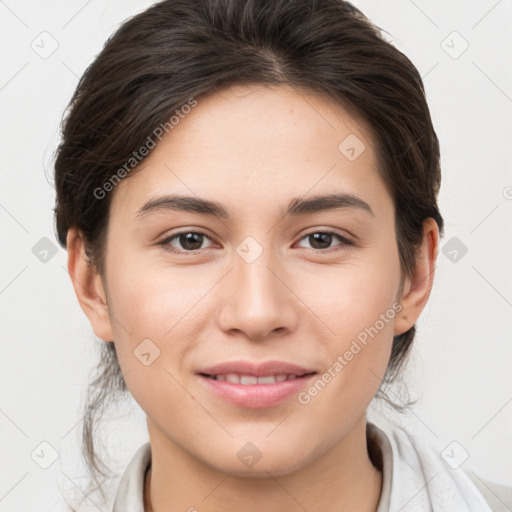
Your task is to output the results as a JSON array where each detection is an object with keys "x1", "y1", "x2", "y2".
[{"x1": 205, "y1": 448, "x2": 312, "y2": 479}]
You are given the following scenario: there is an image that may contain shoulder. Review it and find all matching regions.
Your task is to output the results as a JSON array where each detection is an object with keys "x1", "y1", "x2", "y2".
[
  {"x1": 463, "y1": 469, "x2": 512, "y2": 512},
  {"x1": 367, "y1": 419, "x2": 512, "y2": 512}
]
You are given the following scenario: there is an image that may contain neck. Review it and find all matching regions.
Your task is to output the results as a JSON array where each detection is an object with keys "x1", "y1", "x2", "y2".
[{"x1": 144, "y1": 414, "x2": 383, "y2": 512}]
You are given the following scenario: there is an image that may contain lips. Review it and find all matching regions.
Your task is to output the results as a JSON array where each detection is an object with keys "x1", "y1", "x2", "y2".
[
  {"x1": 207, "y1": 374, "x2": 298, "y2": 384},
  {"x1": 197, "y1": 360, "x2": 317, "y2": 380},
  {"x1": 196, "y1": 360, "x2": 318, "y2": 408}
]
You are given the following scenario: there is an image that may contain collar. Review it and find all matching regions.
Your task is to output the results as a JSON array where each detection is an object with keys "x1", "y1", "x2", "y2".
[{"x1": 112, "y1": 440, "x2": 151, "y2": 512}]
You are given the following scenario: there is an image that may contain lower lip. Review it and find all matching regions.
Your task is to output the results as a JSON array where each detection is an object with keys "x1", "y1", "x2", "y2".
[{"x1": 198, "y1": 374, "x2": 316, "y2": 408}]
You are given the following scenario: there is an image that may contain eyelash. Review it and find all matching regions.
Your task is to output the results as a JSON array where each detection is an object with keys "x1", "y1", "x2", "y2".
[{"x1": 159, "y1": 229, "x2": 354, "y2": 255}]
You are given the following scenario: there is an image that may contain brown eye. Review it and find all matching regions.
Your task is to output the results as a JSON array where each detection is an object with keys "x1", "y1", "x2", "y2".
[
  {"x1": 160, "y1": 231, "x2": 214, "y2": 253},
  {"x1": 296, "y1": 231, "x2": 353, "y2": 251}
]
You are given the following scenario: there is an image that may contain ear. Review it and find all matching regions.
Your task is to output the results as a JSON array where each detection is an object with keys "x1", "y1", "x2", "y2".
[
  {"x1": 394, "y1": 218, "x2": 439, "y2": 336},
  {"x1": 66, "y1": 227, "x2": 114, "y2": 342}
]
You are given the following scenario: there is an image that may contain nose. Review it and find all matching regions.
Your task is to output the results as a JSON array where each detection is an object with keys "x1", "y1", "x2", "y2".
[{"x1": 216, "y1": 244, "x2": 299, "y2": 341}]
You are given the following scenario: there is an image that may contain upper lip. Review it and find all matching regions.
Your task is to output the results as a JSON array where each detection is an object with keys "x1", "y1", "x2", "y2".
[{"x1": 197, "y1": 360, "x2": 317, "y2": 377}]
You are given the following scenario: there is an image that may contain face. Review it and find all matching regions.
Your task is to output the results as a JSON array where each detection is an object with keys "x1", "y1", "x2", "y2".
[{"x1": 79, "y1": 84, "x2": 412, "y2": 475}]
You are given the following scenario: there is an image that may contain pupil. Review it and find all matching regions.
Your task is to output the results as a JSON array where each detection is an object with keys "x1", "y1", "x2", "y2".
[
  {"x1": 180, "y1": 233, "x2": 203, "y2": 250},
  {"x1": 310, "y1": 233, "x2": 331, "y2": 249}
]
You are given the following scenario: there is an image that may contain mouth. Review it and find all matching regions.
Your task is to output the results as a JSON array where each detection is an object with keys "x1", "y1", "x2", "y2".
[
  {"x1": 196, "y1": 360, "x2": 318, "y2": 408},
  {"x1": 199, "y1": 372, "x2": 316, "y2": 384},
  {"x1": 197, "y1": 359, "x2": 317, "y2": 379}
]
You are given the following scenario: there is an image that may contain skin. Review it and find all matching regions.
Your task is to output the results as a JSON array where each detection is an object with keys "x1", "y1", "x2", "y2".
[{"x1": 67, "y1": 84, "x2": 439, "y2": 512}]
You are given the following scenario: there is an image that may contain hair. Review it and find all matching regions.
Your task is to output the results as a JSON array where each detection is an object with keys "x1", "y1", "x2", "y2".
[{"x1": 52, "y1": 0, "x2": 444, "y2": 506}]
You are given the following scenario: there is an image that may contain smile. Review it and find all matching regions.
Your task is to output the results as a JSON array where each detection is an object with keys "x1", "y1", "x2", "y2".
[
  {"x1": 198, "y1": 372, "x2": 317, "y2": 408},
  {"x1": 204, "y1": 373, "x2": 311, "y2": 384}
]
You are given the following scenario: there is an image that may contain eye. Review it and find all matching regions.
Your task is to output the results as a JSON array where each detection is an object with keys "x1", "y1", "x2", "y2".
[
  {"x1": 159, "y1": 229, "x2": 353, "y2": 254},
  {"x1": 295, "y1": 230, "x2": 353, "y2": 251},
  {"x1": 159, "y1": 230, "x2": 215, "y2": 253}
]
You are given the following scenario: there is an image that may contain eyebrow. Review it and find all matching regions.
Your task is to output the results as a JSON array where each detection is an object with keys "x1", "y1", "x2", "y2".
[{"x1": 135, "y1": 192, "x2": 374, "y2": 220}]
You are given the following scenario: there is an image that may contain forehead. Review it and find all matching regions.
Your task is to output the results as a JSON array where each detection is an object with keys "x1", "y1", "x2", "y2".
[{"x1": 110, "y1": 84, "x2": 388, "y2": 220}]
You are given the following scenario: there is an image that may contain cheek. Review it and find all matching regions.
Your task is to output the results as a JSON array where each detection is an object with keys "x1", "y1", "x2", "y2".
[
  {"x1": 104, "y1": 258, "x2": 212, "y2": 397},
  {"x1": 300, "y1": 247, "x2": 402, "y2": 339},
  {"x1": 297, "y1": 283, "x2": 398, "y2": 429},
  {"x1": 104, "y1": 265, "x2": 198, "y2": 415},
  {"x1": 107, "y1": 255, "x2": 206, "y2": 337},
  {"x1": 297, "y1": 245, "x2": 401, "y2": 404}
]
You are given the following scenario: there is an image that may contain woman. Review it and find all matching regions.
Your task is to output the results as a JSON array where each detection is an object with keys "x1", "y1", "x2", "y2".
[{"x1": 53, "y1": 0, "x2": 512, "y2": 510}]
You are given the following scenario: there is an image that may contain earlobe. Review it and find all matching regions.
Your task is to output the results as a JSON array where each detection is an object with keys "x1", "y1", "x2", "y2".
[
  {"x1": 66, "y1": 228, "x2": 114, "y2": 342},
  {"x1": 394, "y1": 218, "x2": 439, "y2": 336}
]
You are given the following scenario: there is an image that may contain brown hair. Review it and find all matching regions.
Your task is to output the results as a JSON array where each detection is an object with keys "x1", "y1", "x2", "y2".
[{"x1": 53, "y1": 0, "x2": 444, "y2": 505}]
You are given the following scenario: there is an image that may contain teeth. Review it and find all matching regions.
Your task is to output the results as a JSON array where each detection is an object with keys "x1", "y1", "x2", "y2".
[
  {"x1": 210, "y1": 373, "x2": 299, "y2": 384},
  {"x1": 240, "y1": 375, "x2": 258, "y2": 385},
  {"x1": 257, "y1": 376, "x2": 277, "y2": 384}
]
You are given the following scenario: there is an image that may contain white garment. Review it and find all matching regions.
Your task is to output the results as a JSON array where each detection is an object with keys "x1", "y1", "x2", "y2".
[
  {"x1": 111, "y1": 421, "x2": 512, "y2": 511},
  {"x1": 369, "y1": 421, "x2": 512, "y2": 512}
]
